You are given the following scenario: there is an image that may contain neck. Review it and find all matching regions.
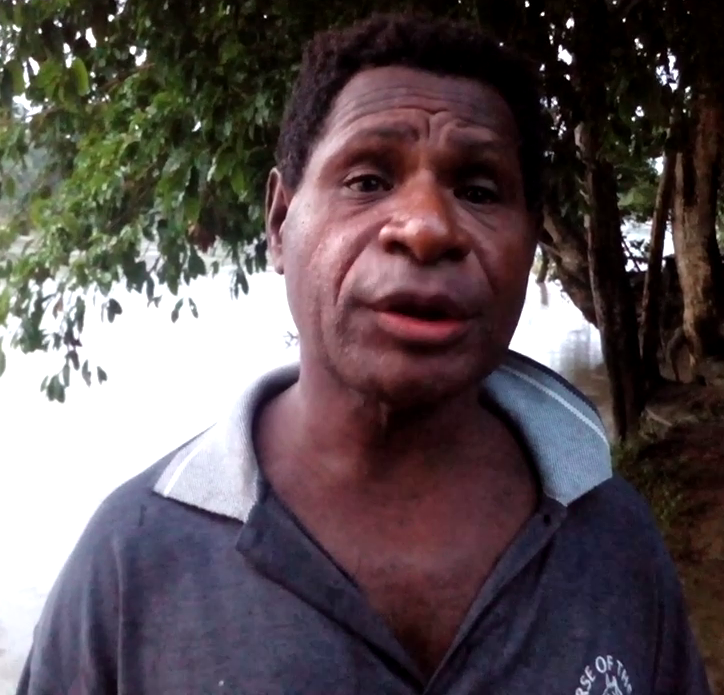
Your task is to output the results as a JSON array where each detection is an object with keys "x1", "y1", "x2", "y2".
[{"x1": 260, "y1": 357, "x2": 493, "y2": 492}]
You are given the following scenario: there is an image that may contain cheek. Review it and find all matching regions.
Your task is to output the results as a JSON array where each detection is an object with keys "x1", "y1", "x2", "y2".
[
  {"x1": 281, "y1": 211, "x2": 343, "y2": 333},
  {"x1": 305, "y1": 215, "x2": 367, "y2": 315},
  {"x1": 477, "y1": 219, "x2": 535, "y2": 294},
  {"x1": 279, "y1": 214, "x2": 316, "y2": 328}
]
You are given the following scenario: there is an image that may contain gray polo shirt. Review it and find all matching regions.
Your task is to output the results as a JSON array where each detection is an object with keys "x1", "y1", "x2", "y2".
[{"x1": 17, "y1": 351, "x2": 711, "y2": 694}]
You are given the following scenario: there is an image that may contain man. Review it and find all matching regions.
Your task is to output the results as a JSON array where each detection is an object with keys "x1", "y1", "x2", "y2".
[{"x1": 18, "y1": 13, "x2": 711, "y2": 695}]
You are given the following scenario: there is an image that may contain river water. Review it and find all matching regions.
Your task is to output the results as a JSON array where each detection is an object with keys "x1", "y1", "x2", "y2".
[{"x1": 0, "y1": 270, "x2": 606, "y2": 692}]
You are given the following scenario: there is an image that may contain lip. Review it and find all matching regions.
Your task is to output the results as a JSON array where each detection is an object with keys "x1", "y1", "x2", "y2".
[
  {"x1": 370, "y1": 290, "x2": 474, "y2": 321},
  {"x1": 366, "y1": 290, "x2": 476, "y2": 346},
  {"x1": 373, "y1": 310, "x2": 470, "y2": 345}
]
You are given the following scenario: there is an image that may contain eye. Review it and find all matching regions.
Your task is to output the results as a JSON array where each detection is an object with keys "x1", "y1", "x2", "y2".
[
  {"x1": 455, "y1": 183, "x2": 501, "y2": 206},
  {"x1": 344, "y1": 173, "x2": 391, "y2": 194}
]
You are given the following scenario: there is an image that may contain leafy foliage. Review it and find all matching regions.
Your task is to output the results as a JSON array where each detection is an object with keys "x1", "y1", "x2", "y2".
[{"x1": 0, "y1": 0, "x2": 721, "y2": 399}]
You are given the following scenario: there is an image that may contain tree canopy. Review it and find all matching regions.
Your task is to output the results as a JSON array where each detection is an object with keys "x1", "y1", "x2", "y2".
[{"x1": 0, "y1": 0, "x2": 722, "y2": 421}]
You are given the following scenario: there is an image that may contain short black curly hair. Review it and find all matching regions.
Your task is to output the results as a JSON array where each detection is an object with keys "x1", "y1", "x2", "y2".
[{"x1": 275, "y1": 13, "x2": 546, "y2": 213}]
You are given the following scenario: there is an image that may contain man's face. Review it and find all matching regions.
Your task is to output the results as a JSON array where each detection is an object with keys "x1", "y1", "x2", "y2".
[{"x1": 266, "y1": 66, "x2": 536, "y2": 406}]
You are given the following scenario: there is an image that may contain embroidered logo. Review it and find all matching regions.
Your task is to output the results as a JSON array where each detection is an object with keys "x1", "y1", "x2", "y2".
[{"x1": 575, "y1": 655, "x2": 633, "y2": 695}]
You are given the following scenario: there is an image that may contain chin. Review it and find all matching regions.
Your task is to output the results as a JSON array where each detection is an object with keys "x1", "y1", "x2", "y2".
[{"x1": 341, "y1": 352, "x2": 493, "y2": 409}]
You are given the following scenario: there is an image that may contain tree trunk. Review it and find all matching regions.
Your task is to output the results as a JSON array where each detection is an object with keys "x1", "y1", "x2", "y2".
[
  {"x1": 540, "y1": 207, "x2": 597, "y2": 325},
  {"x1": 640, "y1": 131, "x2": 676, "y2": 391},
  {"x1": 580, "y1": 128, "x2": 645, "y2": 439},
  {"x1": 572, "y1": 0, "x2": 645, "y2": 439},
  {"x1": 671, "y1": 92, "x2": 724, "y2": 371}
]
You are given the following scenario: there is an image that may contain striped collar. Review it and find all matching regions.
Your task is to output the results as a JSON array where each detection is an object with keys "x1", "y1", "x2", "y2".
[{"x1": 153, "y1": 351, "x2": 611, "y2": 521}]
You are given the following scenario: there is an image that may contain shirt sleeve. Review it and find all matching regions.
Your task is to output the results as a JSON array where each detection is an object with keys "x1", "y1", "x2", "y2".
[
  {"x1": 15, "y1": 504, "x2": 120, "y2": 695},
  {"x1": 653, "y1": 540, "x2": 712, "y2": 695}
]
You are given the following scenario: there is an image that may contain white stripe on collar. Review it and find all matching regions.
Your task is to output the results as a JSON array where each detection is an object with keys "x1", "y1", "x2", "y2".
[{"x1": 153, "y1": 352, "x2": 611, "y2": 519}]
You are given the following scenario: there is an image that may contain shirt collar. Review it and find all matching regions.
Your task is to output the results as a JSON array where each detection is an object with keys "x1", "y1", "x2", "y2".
[{"x1": 153, "y1": 350, "x2": 611, "y2": 520}]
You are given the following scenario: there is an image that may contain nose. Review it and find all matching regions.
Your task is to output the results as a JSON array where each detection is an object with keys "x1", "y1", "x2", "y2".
[{"x1": 378, "y1": 173, "x2": 471, "y2": 265}]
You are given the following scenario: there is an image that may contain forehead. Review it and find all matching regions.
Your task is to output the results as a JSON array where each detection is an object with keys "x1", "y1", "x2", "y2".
[{"x1": 321, "y1": 65, "x2": 520, "y2": 146}]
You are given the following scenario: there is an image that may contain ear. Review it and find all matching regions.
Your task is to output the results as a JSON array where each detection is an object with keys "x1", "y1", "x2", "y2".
[{"x1": 265, "y1": 167, "x2": 291, "y2": 275}]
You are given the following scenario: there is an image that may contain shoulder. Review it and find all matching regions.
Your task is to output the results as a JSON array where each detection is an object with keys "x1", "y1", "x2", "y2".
[
  {"x1": 65, "y1": 432, "x2": 244, "y2": 577},
  {"x1": 40, "y1": 434, "x2": 210, "y2": 601},
  {"x1": 575, "y1": 479, "x2": 712, "y2": 692},
  {"x1": 20, "y1": 436, "x2": 228, "y2": 676},
  {"x1": 548, "y1": 473, "x2": 681, "y2": 600},
  {"x1": 575, "y1": 473, "x2": 660, "y2": 527},
  {"x1": 68, "y1": 446, "x2": 186, "y2": 562},
  {"x1": 567, "y1": 474, "x2": 671, "y2": 560}
]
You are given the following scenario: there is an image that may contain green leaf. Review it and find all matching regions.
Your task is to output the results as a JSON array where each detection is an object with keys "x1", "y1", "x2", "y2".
[
  {"x1": 0, "y1": 259, "x2": 12, "y2": 281},
  {"x1": 231, "y1": 167, "x2": 247, "y2": 198},
  {"x1": 69, "y1": 350, "x2": 80, "y2": 370},
  {"x1": 125, "y1": 260, "x2": 147, "y2": 291},
  {"x1": 0, "y1": 287, "x2": 10, "y2": 326},
  {"x1": 184, "y1": 195, "x2": 201, "y2": 223},
  {"x1": 0, "y1": 342, "x2": 6, "y2": 378},
  {"x1": 75, "y1": 297, "x2": 86, "y2": 333},
  {"x1": 47, "y1": 375, "x2": 65, "y2": 402},
  {"x1": 35, "y1": 59, "x2": 62, "y2": 95},
  {"x1": 62, "y1": 363, "x2": 71, "y2": 386},
  {"x1": 2, "y1": 176, "x2": 16, "y2": 199},
  {"x1": 97, "y1": 367, "x2": 108, "y2": 384},
  {"x1": 6, "y1": 59, "x2": 24, "y2": 95},
  {"x1": 212, "y1": 149, "x2": 236, "y2": 181},
  {"x1": 166, "y1": 269, "x2": 180, "y2": 296},
  {"x1": 0, "y1": 69, "x2": 13, "y2": 108},
  {"x1": 70, "y1": 57, "x2": 90, "y2": 96},
  {"x1": 188, "y1": 249, "x2": 206, "y2": 278},
  {"x1": 171, "y1": 298, "x2": 183, "y2": 323},
  {"x1": 234, "y1": 269, "x2": 250, "y2": 296},
  {"x1": 188, "y1": 298, "x2": 199, "y2": 318},
  {"x1": 81, "y1": 360, "x2": 92, "y2": 387},
  {"x1": 107, "y1": 298, "x2": 123, "y2": 322},
  {"x1": 145, "y1": 277, "x2": 156, "y2": 304},
  {"x1": 11, "y1": 3, "x2": 23, "y2": 25}
]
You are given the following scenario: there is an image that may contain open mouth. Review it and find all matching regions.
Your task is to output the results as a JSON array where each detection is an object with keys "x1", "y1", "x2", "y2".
[
  {"x1": 380, "y1": 295, "x2": 465, "y2": 322},
  {"x1": 387, "y1": 302, "x2": 453, "y2": 322},
  {"x1": 371, "y1": 294, "x2": 470, "y2": 344}
]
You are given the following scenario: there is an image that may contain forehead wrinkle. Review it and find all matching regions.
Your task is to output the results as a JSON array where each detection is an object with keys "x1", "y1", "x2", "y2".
[
  {"x1": 331, "y1": 87, "x2": 509, "y2": 134},
  {"x1": 442, "y1": 123, "x2": 522, "y2": 152},
  {"x1": 320, "y1": 117, "x2": 518, "y2": 169},
  {"x1": 337, "y1": 126, "x2": 514, "y2": 158},
  {"x1": 309, "y1": 117, "x2": 520, "y2": 181},
  {"x1": 307, "y1": 71, "x2": 523, "y2": 178},
  {"x1": 332, "y1": 84, "x2": 491, "y2": 116}
]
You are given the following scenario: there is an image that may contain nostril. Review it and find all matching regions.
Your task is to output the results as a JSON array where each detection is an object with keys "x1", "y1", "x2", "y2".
[
  {"x1": 382, "y1": 239, "x2": 468, "y2": 265},
  {"x1": 383, "y1": 239, "x2": 411, "y2": 257},
  {"x1": 444, "y1": 246, "x2": 468, "y2": 263}
]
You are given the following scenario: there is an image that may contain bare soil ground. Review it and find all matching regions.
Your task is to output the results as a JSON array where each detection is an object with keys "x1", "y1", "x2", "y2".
[{"x1": 619, "y1": 384, "x2": 724, "y2": 693}]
